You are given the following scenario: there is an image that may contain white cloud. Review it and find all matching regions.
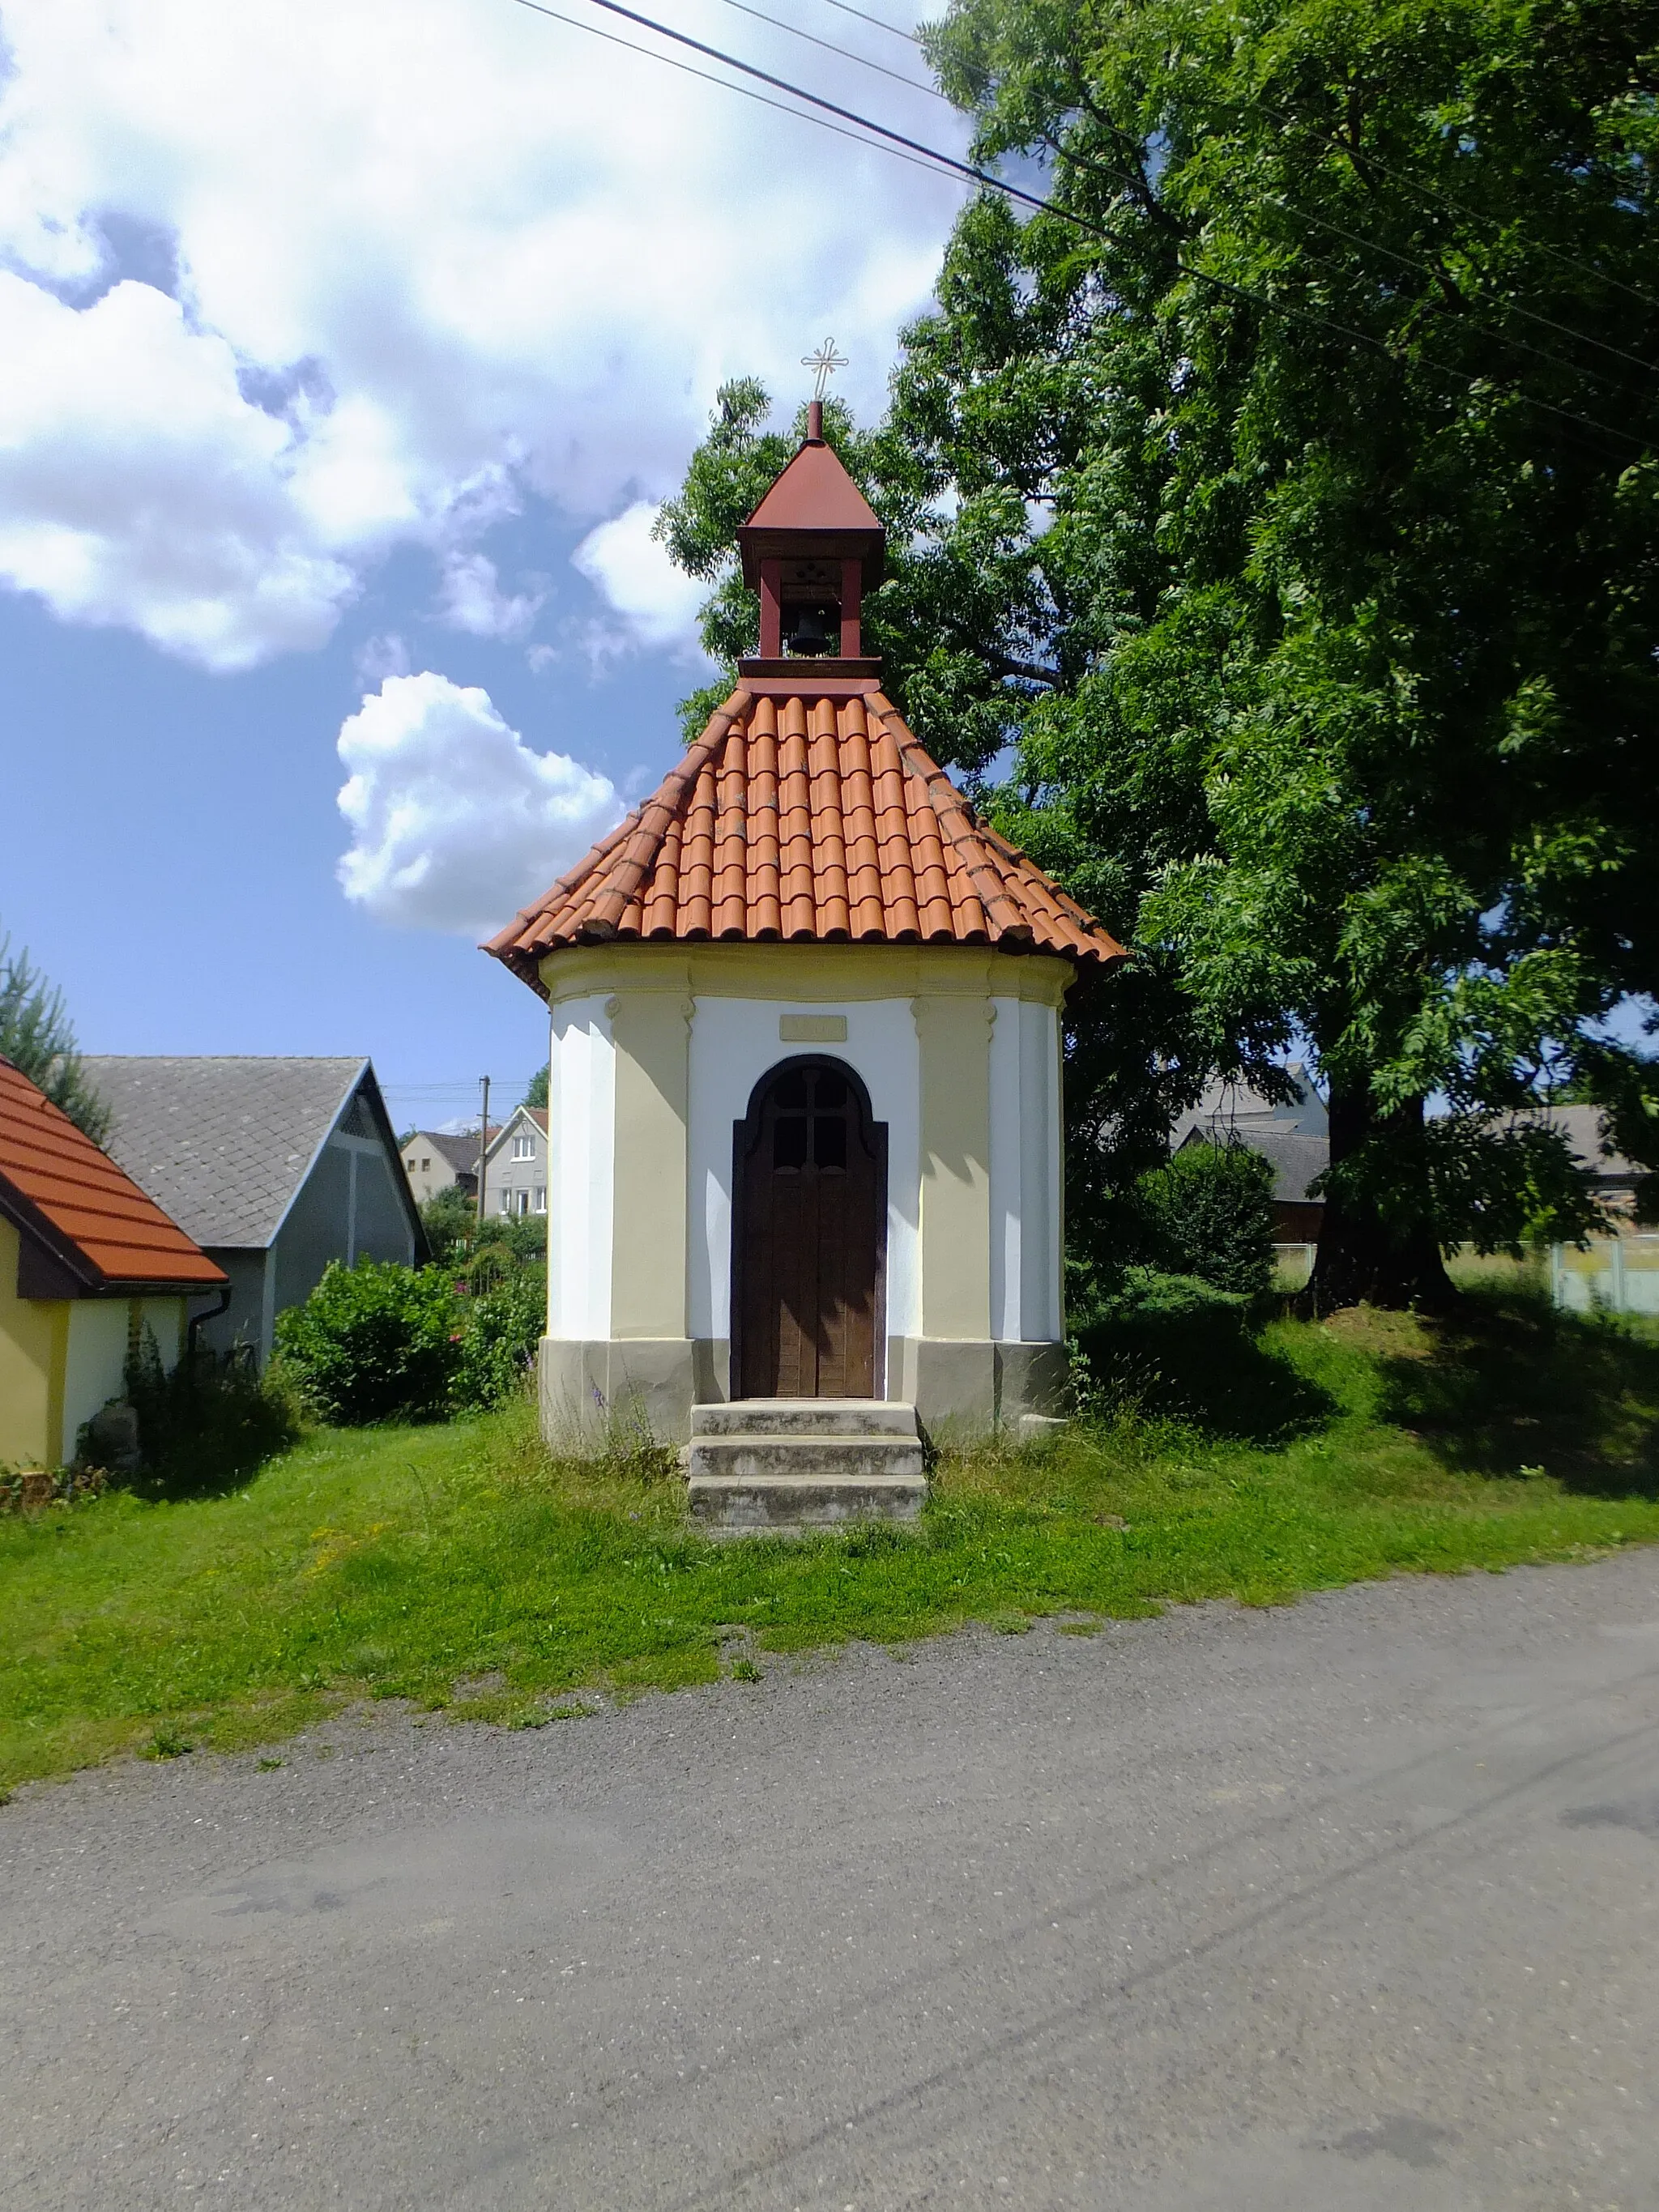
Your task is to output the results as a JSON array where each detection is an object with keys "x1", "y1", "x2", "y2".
[
  {"x1": 437, "y1": 551, "x2": 543, "y2": 641},
  {"x1": 0, "y1": 0, "x2": 962, "y2": 668},
  {"x1": 572, "y1": 501, "x2": 709, "y2": 658},
  {"x1": 0, "y1": 275, "x2": 355, "y2": 667},
  {"x1": 335, "y1": 671, "x2": 622, "y2": 936}
]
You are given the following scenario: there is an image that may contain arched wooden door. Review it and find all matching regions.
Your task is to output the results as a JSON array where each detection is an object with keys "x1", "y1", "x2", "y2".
[{"x1": 732, "y1": 1058, "x2": 886, "y2": 1400}]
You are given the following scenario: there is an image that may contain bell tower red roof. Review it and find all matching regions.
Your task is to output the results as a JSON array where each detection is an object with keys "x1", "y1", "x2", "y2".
[
  {"x1": 735, "y1": 405, "x2": 886, "y2": 684},
  {"x1": 738, "y1": 416, "x2": 885, "y2": 567}
]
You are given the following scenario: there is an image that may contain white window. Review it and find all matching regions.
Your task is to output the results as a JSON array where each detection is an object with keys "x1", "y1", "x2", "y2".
[
  {"x1": 514, "y1": 1188, "x2": 531, "y2": 1216},
  {"x1": 512, "y1": 1132, "x2": 535, "y2": 1159},
  {"x1": 420, "y1": 1157, "x2": 430, "y2": 1171},
  {"x1": 497, "y1": 1191, "x2": 511, "y2": 1214},
  {"x1": 533, "y1": 1187, "x2": 546, "y2": 1213}
]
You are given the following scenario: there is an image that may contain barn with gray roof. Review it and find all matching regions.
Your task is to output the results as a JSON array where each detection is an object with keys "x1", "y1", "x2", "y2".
[{"x1": 83, "y1": 1056, "x2": 425, "y2": 1363}]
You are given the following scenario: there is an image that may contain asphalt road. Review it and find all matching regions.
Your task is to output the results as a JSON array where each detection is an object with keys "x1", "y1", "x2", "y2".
[{"x1": 6, "y1": 1555, "x2": 1659, "y2": 2212}]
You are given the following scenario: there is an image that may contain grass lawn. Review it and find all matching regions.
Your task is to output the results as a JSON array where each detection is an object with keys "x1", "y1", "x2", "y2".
[{"x1": 5, "y1": 1285, "x2": 1659, "y2": 1792}]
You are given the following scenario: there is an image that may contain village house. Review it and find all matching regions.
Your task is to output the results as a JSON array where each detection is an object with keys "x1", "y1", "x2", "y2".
[
  {"x1": 483, "y1": 1105, "x2": 549, "y2": 1217},
  {"x1": 486, "y1": 403, "x2": 1124, "y2": 1525},
  {"x1": 86, "y1": 1057, "x2": 425, "y2": 1364},
  {"x1": 400, "y1": 1127, "x2": 496, "y2": 1208},
  {"x1": 0, "y1": 1055, "x2": 224, "y2": 1472}
]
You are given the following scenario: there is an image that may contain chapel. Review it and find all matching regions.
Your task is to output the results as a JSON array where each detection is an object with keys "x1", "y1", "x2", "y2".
[{"x1": 485, "y1": 400, "x2": 1124, "y2": 1524}]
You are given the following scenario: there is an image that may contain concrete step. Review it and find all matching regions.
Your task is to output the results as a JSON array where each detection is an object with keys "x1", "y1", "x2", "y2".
[
  {"x1": 689, "y1": 1433, "x2": 924, "y2": 1485},
  {"x1": 692, "y1": 1398, "x2": 918, "y2": 1440},
  {"x1": 688, "y1": 1468, "x2": 926, "y2": 1534},
  {"x1": 686, "y1": 1400, "x2": 927, "y2": 1532}
]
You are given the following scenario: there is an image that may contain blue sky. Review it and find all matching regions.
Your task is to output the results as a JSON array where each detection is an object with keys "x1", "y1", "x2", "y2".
[
  {"x1": 0, "y1": 0, "x2": 966, "y2": 1133},
  {"x1": 0, "y1": 511, "x2": 698, "y2": 1131}
]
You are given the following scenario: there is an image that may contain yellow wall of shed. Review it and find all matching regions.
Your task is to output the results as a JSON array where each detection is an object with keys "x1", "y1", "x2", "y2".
[{"x1": 0, "y1": 1218, "x2": 67, "y2": 1468}]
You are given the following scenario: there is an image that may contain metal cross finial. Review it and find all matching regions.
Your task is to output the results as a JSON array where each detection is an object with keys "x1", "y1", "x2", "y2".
[{"x1": 802, "y1": 337, "x2": 849, "y2": 401}]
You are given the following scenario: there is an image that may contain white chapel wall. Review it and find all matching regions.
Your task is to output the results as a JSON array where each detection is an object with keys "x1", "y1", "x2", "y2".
[
  {"x1": 546, "y1": 995, "x2": 614, "y2": 1340},
  {"x1": 988, "y1": 995, "x2": 1064, "y2": 1344}
]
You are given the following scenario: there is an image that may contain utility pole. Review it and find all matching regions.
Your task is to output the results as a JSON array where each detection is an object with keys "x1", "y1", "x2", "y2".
[{"x1": 476, "y1": 1074, "x2": 491, "y2": 1228}]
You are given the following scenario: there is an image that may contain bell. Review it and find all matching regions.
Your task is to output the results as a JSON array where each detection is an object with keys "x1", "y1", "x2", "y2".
[{"x1": 787, "y1": 602, "x2": 834, "y2": 656}]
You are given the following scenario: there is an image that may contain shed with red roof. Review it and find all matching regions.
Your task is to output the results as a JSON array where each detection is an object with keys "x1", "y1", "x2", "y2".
[
  {"x1": 0, "y1": 1055, "x2": 225, "y2": 1471},
  {"x1": 484, "y1": 406, "x2": 1124, "y2": 1464}
]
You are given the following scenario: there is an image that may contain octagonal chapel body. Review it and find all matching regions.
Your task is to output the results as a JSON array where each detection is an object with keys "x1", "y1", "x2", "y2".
[{"x1": 487, "y1": 411, "x2": 1124, "y2": 1444}]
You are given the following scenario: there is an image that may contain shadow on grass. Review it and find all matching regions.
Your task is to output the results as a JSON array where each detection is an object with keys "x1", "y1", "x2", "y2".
[
  {"x1": 1374, "y1": 1285, "x2": 1659, "y2": 1498},
  {"x1": 1075, "y1": 1300, "x2": 1337, "y2": 1445},
  {"x1": 119, "y1": 1349, "x2": 305, "y2": 1502}
]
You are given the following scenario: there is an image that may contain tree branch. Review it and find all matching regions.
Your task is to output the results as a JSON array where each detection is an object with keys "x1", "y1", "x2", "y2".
[{"x1": 992, "y1": 652, "x2": 1062, "y2": 686}]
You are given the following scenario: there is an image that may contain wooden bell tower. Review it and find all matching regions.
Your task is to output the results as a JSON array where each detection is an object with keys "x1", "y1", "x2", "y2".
[{"x1": 736, "y1": 401, "x2": 885, "y2": 689}]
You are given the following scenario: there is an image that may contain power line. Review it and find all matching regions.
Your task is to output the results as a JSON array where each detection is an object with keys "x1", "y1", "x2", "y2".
[
  {"x1": 710, "y1": 0, "x2": 945, "y2": 98},
  {"x1": 1277, "y1": 194, "x2": 1659, "y2": 388},
  {"x1": 509, "y1": 0, "x2": 978, "y2": 189},
  {"x1": 1188, "y1": 258, "x2": 1646, "y2": 461},
  {"x1": 512, "y1": 0, "x2": 1024, "y2": 202},
  {"x1": 1299, "y1": 127, "x2": 1659, "y2": 318},
  {"x1": 501, "y1": 0, "x2": 1655, "y2": 457},
  {"x1": 817, "y1": 0, "x2": 921, "y2": 43}
]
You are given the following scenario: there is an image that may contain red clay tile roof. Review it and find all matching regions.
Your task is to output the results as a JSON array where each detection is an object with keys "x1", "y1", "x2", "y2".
[
  {"x1": 0, "y1": 1057, "x2": 227, "y2": 1292},
  {"x1": 486, "y1": 688, "x2": 1125, "y2": 991}
]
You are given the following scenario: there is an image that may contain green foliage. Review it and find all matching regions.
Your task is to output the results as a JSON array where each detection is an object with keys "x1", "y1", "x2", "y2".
[
  {"x1": 660, "y1": 0, "x2": 1659, "y2": 1306},
  {"x1": 142, "y1": 1727, "x2": 194, "y2": 1760},
  {"x1": 420, "y1": 1184, "x2": 476, "y2": 1266},
  {"x1": 275, "y1": 1259, "x2": 460, "y2": 1424},
  {"x1": 0, "y1": 932, "x2": 111, "y2": 1146},
  {"x1": 497, "y1": 1213, "x2": 548, "y2": 1264},
  {"x1": 277, "y1": 1223, "x2": 547, "y2": 1423},
  {"x1": 458, "y1": 1214, "x2": 547, "y2": 1290},
  {"x1": 7, "y1": 1289, "x2": 1659, "y2": 1786},
  {"x1": 116, "y1": 1331, "x2": 301, "y2": 1498},
  {"x1": 521, "y1": 1065, "x2": 548, "y2": 1110},
  {"x1": 1137, "y1": 1141, "x2": 1277, "y2": 1296},
  {"x1": 451, "y1": 1268, "x2": 546, "y2": 1411}
]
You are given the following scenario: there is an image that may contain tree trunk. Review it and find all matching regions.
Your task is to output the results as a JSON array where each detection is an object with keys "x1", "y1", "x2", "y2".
[{"x1": 1307, "y1": 1085, "x2": 1457, "y2": 1315}]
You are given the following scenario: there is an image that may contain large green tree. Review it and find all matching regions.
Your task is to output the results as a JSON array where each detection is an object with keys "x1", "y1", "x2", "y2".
[{"x1": 663, "y1": 0, "x2": 1659, "y2": 1307}]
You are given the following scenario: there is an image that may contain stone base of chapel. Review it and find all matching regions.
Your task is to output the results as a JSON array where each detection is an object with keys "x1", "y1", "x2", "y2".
[{"x1": 536, "y1": 1336, "x2": 1068, "y2": 1452}]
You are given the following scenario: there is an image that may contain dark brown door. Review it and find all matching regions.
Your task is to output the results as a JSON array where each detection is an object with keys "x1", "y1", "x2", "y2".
[{"x1": 734, "y1": 1059, "x2": 885, "y2": 1400}]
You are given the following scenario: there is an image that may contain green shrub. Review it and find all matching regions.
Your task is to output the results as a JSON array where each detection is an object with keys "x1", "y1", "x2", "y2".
[
  {"x1": 420, "y1": 1185, "x2": 476, "y2": 1265},
  {"x1": 275, "y1": 1258, "x2": 459, "y2": 1424},
  {"x1": 117, "y1": 1331, "x2": 302, "y2": 1498},
  {"x1": 452, "y1": 1267, "x2": 546, "y2": 1411},
  {"x1": 1137, "y1": 1140, "x2": 1277, "y2": 1296}
]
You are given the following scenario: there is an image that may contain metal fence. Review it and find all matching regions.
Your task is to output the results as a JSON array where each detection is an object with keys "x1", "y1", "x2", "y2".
[{"x1": 1550, "y1": 1235, "x2": 1659, "y2": 1316}]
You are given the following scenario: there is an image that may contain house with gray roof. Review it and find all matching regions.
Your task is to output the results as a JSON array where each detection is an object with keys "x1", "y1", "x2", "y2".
[
  {"x1": 400, "y1": 1127, "x2": 497, "y2": 1208},
  {"x1": 84, "y1": 1057, "x2": 426, "y2": 1363},
  {"x1": 1171, "y1": 1065, "x2": 1329, "y2": 1251},
  {"x1": 1505, "y1": 1103, "x2": 1648, "y2": 1217}
]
